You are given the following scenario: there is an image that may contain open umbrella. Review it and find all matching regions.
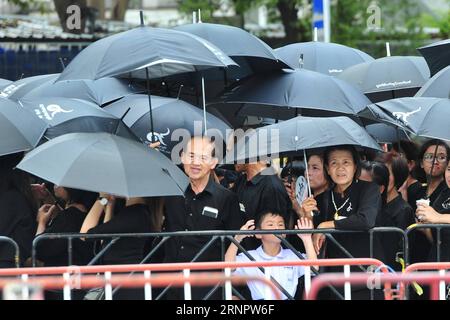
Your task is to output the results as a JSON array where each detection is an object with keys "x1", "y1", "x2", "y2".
[
  {"x1": 174, "y1": 22, "x2": 289, "y2": 74},
  {"x1": 275, "y1": 41, "x2": 374, "y2": 75},
  {"x1": 365, "y1": 123, "x2": 409, "y2": 144},
  {"x1": 18, "y1": 97, "x2": 137, "y2": 140},
  {"x1": 418, "y1": 39, "x2": 450, "y2": 76},
  {"x1": 17, "y1": 132, "x2": 189, "y2": 197},
  {"x1": 57, "y1": 24, "x2": 237, "y2": 140},
  {"x1": 415, "y1": 65, "x2": 450, "y2": 99},
  {"x1": 0, "y1": 97, "x2": 47, "y2": 156},
  {"x1": 104, "y1": 94, "x2": 231, "y2": 157},
  {"x1": 229, "y1": 116, "x2": 381, "y2": 163},
  {"x1": 0, "y1": 78, "x2": 12, "y2": 90},
  {"x1": 359, "y1": 97, "x2": 450, "y2": 141},
  {"x1": 0, "y1": 74, "x2": 59, "y2": 101},
  {"x1": 22, "y1": 77, "x2": 144, "y2": 106},
  {"x1": 211, "y1": 69, "x2": 371, "y2": 123},
  {"x1": 337, "y1": 56, "x2": 430, "y2": 103}
]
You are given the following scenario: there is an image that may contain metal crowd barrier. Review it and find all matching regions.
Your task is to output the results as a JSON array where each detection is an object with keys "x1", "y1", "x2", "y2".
[
  {"x1": 307, "y1": 272, "x2": 450, "y2": 300},
  {"x1": 0, "y1": 236, "x2": 20, "y2": 268},
  {"x1": 0, "y1": 258, "x2": 386, "y2": 300}
]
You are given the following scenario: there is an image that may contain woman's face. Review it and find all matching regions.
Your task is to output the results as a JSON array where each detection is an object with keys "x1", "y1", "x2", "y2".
[
  {"x1": 326, "y1": 150, "x2": 357, "y2": 188},
  {"x1": 308, "y1": 155, "x2": 328, "y2": 191},
  {"x1": 445, "y1": 162, "x2": 450, "y2": 188},
  {"x1": 421, "y1": 145, "x2": 448, "y2": 178},
  {"x1": 386, "y1": 163, "x2": 395, "y2": 193},
  {"x1": 54, "y1": 185, "x2": 69, "y2": 201}
]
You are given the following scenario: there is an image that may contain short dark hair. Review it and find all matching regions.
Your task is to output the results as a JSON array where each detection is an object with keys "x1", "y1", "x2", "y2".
[
  {"x1": 256, "y1": 210, "x2": 286, "y2": 229},
  {"x1": 369, "y1": 161, "x2": 389, "y2": 206},
  {"x1": 380, "y1": 153, "x2": 409, "y2": 190},
  {"x1": 323, "y1": 145, "x2": 361, "y2": 179}
]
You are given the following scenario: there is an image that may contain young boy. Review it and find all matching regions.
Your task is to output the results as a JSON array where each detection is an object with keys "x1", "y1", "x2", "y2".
[{"x1": 225, "y1": 210, "x2": 317, "y2": 300}]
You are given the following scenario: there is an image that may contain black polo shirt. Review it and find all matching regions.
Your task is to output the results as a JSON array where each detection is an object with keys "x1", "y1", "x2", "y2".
[
  {"x1": 163, "y1": 178, "x2": 244, "y2": 263},
  {"x1": 232, "y1": 167, "x2": 292, "y2": 223}
]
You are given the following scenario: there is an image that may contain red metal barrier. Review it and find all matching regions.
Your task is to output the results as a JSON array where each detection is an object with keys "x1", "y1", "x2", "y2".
[
  {"x1": 307, "y1": 272, "x2": 450, "y2": 300},
  {"x1": 0, "y1": 258, "x2": 388, "y2": 300}
]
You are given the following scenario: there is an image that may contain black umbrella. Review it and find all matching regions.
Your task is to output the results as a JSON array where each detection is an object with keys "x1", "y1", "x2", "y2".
[
  {"x1": 18, "y1": 97, "x2": 137, "y2": 140},
  {"x1": 418, "y1": 39, "x2": 450, "y2": 76},
  {"x1": 365, "y1": 123, "x2": 409, "y2": 144},
  {"x1": 415, "y1": 65, "x2": 450, "y2": 99},
  {"x1": 104, "y1": 94, "x2": 232, "y2": 157},
  {"x1": 359, "y1": 97, "x2": 450, "y2": 141},
  {"x1": 0, "y1": 97, "x2": 47, "y2": 156},
  {"x1": 275, "y1": 41, "x2": 374, "y2": 76},
  {"x1": 16, "y1": 132, "x2": 189, "y2": 197},
  {"x1": 211, "y1": 69, "x2": 371, "y2": 123},
  {"x1": 22, "y1": 77, "x2": 144, "y2": 106},
  {"x1": 174, "y1": 22, "x2": 290, "y2": 74},
  {"x1": 337, "y1": 56, "x2": 430, "y2": 103},
  {"x1": 0, "y1": 74, "x2": 59, "y2": 101},
  {"x1": 0, "y1": 78, "x2": 12, "y2": 90},
  {"x1": 57, "y1": 24, "x2": 237, "y2": 141}
]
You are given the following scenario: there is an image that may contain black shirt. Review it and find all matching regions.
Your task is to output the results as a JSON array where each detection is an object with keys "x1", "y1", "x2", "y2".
[
  {"x1": 88, "y1": 204, "x2": 152, "y2": 265},
  {"x1": 163, "y1": 178, "x2": 244, "y2": 263},
  {"x1": 376, "y1": 195, "x2": 414, "y2": 270},
  {"x1": 232, "y1": 167, "x2": 292, "y2": 222},
  {"x1": 430, "y1": 187, "x2": 450, "y2": 261},
  {"x1": 36, "y1": 207, "x2": 93, "y2": 267},
  {"x1": 0, "y1": 190, "x2": 36, "y2": 267},
  {"x1": 410, "y1": 180, "x2": 447, "y2": 212},
  {"x1": 315, "y1": 180, "x2": 383, "y2": 260},
  {"x1": 407, "y1": 181, "x2": 423, "y2": 211}
]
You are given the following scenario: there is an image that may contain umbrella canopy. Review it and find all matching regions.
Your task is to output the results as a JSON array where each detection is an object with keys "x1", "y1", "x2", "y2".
[
  {"x1": 0, "y1": 78, "x2": 12, "y2": 90},
  {"x1": 275, "y1": 41, "x2": 374, "y2": 76},
  {"x1": 57, "y1": 26, "x2": 237, "y2": 81},
  {"x1": 22, "y1": 77, "x2": 144, "y2": 106},
  {"x1": 0, "y1": 74, "x2": 59, "y2": 101},
  {"x1": 415, "y1": 65, "x2": 450, "y2": 99},
  {"x1": 104, "y1": 94, "x2": 232, "y2": 157},
  {"x1": 18, "y1": 97, "x2": 137, "y2": 140},
  {"x1": 418, "y1": 39, "x2": 450, "y2": 76},
  {"x1": 212, "y1": 69, "x2": 371, "y2": 121},
  {"x1": 359, "y1": 97, "x2": 450, "y2": 141},
  {"x1": 174, "y1": 23, "x2": 290, "y2": 74},
  {"x1": 0, "y1": 97, "x2": 47, "y2": 156},
  {"x1": 337, "y1": 56, "x2": 430, "y2": 102},
  {"x1": 16, "y1": 132, "x2": 189, "y2": 197},
  {"x1": 365, "y1": 123, "x2": 409, "y2": 144},
  {"x1": 229, "y1": 116, "x2": 381, "y2": 162}
]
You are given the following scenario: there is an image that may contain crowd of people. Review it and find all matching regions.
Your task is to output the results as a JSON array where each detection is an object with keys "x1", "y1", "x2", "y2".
[{"x1": 1, "y1": 135, "x2": 450, "y2": 300}]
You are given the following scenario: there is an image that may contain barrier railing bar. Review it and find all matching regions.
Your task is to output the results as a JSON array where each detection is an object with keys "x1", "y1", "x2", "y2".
[{"x1": 0, "y1": 236, "x2": 20, "y2": 268}]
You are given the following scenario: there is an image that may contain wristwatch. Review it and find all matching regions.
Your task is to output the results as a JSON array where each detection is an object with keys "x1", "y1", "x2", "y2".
[{"x1": 98, "y1": 197, "x2": 108, "y2": 206}]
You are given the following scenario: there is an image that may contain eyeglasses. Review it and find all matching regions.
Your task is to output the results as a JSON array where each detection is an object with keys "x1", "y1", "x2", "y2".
[{"x1": 423, "y1": 153, "x2": 448, "y2": 163}]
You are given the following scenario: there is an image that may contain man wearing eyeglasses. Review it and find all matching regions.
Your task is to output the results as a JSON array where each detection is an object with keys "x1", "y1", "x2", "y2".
[{"x1": 161, "y1": 136, "x2": 244, "y2": 299}]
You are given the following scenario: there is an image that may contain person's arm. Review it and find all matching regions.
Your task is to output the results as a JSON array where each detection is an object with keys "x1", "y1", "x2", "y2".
[
  {"x1": 295, "y1": 218, "x2": 318, "y2": 270},
  {"x1": 417, "y1": 204, "x2": 450, "y2": 224},
  {"x1": 103, "y1": 196, "x2": 116, "y2": 224},
  {"x1": 36, "y1": 204, "x2": 59, "y2": 235},
  {"x1": 334, "y1": 183, "x2": 380, "y2": 231},
  {"x1": 224, "y1": 220, "x2": 255, "y2": 270},
  {"x1": 80, "y1": 200, "x2": 105, "y2": 237}
]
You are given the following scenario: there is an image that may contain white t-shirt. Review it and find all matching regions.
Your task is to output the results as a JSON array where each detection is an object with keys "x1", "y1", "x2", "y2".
[{"x1": 234, "y1": 246, "x2": 306, "y2": 300}]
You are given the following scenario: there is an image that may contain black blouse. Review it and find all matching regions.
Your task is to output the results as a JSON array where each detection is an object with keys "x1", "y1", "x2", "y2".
[
  {"x1": 87, "y1": 204, "x2": 152, "y2": 265},
  {"x1": 315, "y1": 180, "x2": 383, "y2": 260},
  {"x1": 430, "y1": 187, "x2": 450, "y2": 261},
  {"x1": 36, "y1": 207, "x2": 93, "y2": 267}
]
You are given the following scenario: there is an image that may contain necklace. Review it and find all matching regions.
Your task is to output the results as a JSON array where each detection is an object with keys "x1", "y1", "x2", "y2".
[{"x1": 331, "y1": 191, "x2": 350, "y2": 220}]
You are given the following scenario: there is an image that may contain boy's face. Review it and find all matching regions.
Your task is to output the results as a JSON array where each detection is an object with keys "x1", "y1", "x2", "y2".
[{"x1": 256, "y1": 214, "x2": 286, "y2": 243}]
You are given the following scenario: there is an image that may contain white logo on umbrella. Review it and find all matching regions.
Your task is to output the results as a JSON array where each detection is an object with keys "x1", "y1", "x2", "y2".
[
  {"x1": 34, "y1": 104, "x2": 73, "y2": 121},
  {"x1": 392, "y1": 107, "x2": 421, "y2": 124},
  {"x1": 146, "y1": 128, "x2": 171, "y2": 146}
]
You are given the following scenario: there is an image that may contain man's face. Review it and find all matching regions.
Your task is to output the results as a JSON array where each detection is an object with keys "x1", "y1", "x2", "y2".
[{"x1": 182, "y1": 138, "x2": 218, "y2": 181}]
